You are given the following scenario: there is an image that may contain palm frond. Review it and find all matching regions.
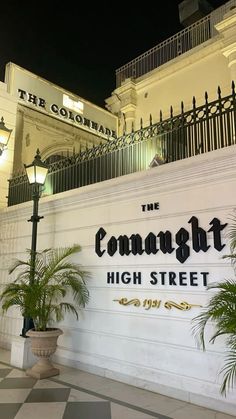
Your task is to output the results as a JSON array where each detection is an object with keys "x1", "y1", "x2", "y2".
[
  {"x1": 191, "y1": 213, "x2": 236, "y2": 396},
  {"x1": 0, "y1": 244, "x2": 90, "y2": 332},
  {"x1": 220, "y1": 343, "x2": 236, "y2": 396}
]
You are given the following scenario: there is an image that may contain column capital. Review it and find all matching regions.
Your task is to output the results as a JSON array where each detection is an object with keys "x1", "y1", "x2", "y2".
[{"x1": 215, "y1": 7, "x2": 236, "y2": 81}]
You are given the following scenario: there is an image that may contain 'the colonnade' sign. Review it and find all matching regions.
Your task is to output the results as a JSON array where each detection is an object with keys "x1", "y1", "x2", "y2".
[{"x1": 18, "y1": 89, "x2": 117, "y2": 139}]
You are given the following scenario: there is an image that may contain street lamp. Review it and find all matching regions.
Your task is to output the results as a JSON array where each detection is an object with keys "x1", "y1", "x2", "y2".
[
  {"x1": 21, "y1": 149, "x2": 49, "y2": 337},
  {"x1": 0, "y1": 117, "x2": 12, "y2": 156}
]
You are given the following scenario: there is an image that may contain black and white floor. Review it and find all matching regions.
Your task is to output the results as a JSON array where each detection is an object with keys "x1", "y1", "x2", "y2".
[{"x1": 0, "y1": 350, "x2": 234, "y2": 419}]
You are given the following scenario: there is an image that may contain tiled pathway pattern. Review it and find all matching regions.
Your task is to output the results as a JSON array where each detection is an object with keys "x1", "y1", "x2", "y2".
[{"x1": 0, "y1": 356, "x2": 234, "y2": 419}]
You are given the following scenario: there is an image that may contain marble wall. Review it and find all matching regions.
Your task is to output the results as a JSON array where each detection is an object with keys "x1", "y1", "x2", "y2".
[{"x1": 0, "y1": 145, "x2": 236, "y2": 415}]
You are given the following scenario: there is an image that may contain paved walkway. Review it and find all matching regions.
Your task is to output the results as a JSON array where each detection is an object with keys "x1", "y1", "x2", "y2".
[{"x1": 0, "y1": 349, "x2": 234, "y2": 419}]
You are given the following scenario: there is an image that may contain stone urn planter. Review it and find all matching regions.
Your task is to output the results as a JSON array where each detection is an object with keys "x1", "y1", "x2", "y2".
[{"x1": 26, "y1": 328, "x2": 63, "y2": 379}]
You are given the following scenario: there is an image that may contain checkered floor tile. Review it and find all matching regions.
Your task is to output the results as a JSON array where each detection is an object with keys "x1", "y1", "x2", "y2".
[
  {"x1": 0, "y1": 361, "x2": 234, "y2": 419},
  {"x1": 0, "y1": 366, "x2": 112, "y2": 419},
  {"x1": 0, "y1": 364, "x2": 169, "y2": 419}
]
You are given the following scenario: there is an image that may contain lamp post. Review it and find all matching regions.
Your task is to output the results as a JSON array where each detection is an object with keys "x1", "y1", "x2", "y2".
[
  {"x1": 21, "y1": 149, "x2": 49, "y2": 337},
  {"x1": 0, "y1": 117, "x2": 12, "y2": 156}
]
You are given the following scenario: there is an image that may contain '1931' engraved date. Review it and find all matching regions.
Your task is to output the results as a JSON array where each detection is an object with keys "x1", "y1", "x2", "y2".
[{"x1": 113, "y1": 298, "x2": 202, "y2": 311}]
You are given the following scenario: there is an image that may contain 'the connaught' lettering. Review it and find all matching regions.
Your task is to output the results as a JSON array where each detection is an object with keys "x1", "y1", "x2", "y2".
[{"x1": 95, "y1": 216, "x2": 227, "y2": 264}]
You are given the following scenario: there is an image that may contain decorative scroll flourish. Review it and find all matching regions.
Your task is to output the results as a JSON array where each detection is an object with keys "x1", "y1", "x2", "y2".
[
  {"x1": 113, "y1": 298, "x2": 141, "y2": 307},
  {"x1": 164, "y1": 301, "x2": 202, "y2": 311},
  {"x1": 113, "y1": 298, "x2": 202, "y2": 311}
]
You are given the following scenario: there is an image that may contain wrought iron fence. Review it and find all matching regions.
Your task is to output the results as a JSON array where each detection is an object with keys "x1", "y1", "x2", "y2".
[
  {"x1": 116, "y1": 0, "x2": 236, "y2": 87},
  {"x1": 8, "y1": 84, "x2": 236, "y2": 206}
]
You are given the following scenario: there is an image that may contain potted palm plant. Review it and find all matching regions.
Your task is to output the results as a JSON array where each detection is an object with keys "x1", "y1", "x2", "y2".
[
  {"x1": 192, "y1": 216, "x2": 236, "y2": 396},
  {"x1": 0, "y1": 244, "x2": 90, "y2": 379}
]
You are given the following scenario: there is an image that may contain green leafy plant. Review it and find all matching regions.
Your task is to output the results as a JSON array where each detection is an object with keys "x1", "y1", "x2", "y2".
[
  {"x1": 192, "y1": 216, "x2": 236, "y2": 396},
  {"x1": 0, "y1": 245, "x2": 90, "y2": 331}
]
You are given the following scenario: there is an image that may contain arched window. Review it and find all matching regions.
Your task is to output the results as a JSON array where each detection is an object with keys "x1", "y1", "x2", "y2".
[{"x1": 44, "y1": 154, "x2": 67, "y2": 165}]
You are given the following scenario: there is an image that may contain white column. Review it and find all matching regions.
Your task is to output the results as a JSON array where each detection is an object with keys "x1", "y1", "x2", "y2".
[
  {"x1": 215, "y1": 7, "x2": 236, "y2": 83},
  {"x1": 106, "y1": 79, "x2": 137, "y2": 135}
]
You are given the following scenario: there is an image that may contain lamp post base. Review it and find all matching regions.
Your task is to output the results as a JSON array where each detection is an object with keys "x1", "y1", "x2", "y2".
[{"x1": 21, "y1": 318, "x2": 34, "y2": 337}]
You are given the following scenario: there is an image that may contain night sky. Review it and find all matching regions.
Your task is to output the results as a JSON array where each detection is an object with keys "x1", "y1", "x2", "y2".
[{"x1": 0, "y1": 0, "x2": 228, "y2": 108}]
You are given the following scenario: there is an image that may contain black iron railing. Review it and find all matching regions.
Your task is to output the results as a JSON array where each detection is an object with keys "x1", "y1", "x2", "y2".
[
  {"x1": 115, "y1": 0, "x2": 236, "y2": 86},
  {"x1": 8, "y1": 84, "x2": 236, "y2": 206}
]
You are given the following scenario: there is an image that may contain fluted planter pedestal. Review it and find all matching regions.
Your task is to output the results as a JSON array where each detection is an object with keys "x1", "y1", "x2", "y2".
[{"x1": 26, "y1": 328, "x2": 63, "y2": 379}]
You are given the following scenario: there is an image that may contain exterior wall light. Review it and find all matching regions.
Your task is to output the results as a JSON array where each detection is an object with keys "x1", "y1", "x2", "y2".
[
  {"x1": 25, "y1": 148, "x2": 49, "y2": 185},
  {"x1": 0, "y1": 117, "x2": 12, "y2": 156},
  {"x1": 149, "y1": 154, "x2": 165, "y2": 168}
]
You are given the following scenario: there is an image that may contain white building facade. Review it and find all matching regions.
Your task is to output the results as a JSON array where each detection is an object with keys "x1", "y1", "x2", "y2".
[
  {"x1": 0, "y1": 1, "x2": 236, "y2": 415},
  {"x1": 106, "y1": 1, "x2": 236, "y2": 135}
]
